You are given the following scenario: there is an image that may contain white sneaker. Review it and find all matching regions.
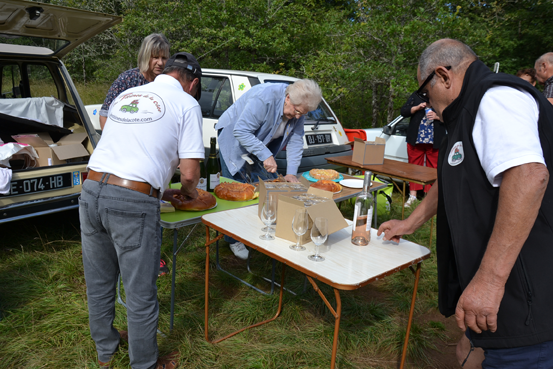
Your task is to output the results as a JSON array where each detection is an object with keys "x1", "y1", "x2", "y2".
[
  {"x1": 229, "y1": 242, "x2": 249, "y2": 260},
  {"x1": 404, "y1": 195, "x2": 417, "y2": 208}
]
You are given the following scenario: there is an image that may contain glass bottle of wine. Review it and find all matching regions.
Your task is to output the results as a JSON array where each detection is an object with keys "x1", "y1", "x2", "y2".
[
  {"x1": 206, "y1": 137, "x2": 221, "y2": 192},
  {"x1": 351, "y1": 171, "x2": 373, "y2": 246},
  {"x1": 196, "y1": 159, "x2": 207, "y2": 191}
]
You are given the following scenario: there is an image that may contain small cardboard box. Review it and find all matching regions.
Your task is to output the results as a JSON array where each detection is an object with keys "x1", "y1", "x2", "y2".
[
  {"x1": 275, "y1": 187, "x2": 348, "y2": 245},
  {"x1": 352, "y1": 137, "x2": 386, "y2": 165},
  {"x1": 12, "y1": 132, "x2": 90, "y2": 167},
  {"x1": 257, "y1": 179, "x2": 308, "y2": 219}
]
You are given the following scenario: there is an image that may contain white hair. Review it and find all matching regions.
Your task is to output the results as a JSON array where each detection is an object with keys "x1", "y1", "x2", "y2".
[
  {"x1": 286, "y1": 79, "x2": 322, "y2": 112},
  {"x1": 535, "y1": 52, "x2": 553, "y2": 67}
]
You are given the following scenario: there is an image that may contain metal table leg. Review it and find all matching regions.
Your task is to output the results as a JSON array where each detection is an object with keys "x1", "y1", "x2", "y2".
[
  {"x1": 400, "y1": 262, "x2": 422, "y2": 369},
  {"x1": 169, "y1": 223, "x2": 199, "y2": 332},
  {"x1": 306, "y1": 276, "x2": 342, "y2": 369},
  {"x1": 205, "y1": 225, "x2": 285, "y2": 343}
]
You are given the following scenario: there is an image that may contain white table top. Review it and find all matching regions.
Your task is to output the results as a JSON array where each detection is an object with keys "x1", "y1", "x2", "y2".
[{"x1": 202, "y1": 206, "x2": 430, "y2": 290}]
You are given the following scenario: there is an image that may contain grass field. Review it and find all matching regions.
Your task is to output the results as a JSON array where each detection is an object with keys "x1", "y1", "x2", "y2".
[
  {"x1": 73, "y1": 81, "x2": 112, "y2": 106},
  {"x1": 0, "y1": 191, "x2": 462, "y2": 368}
]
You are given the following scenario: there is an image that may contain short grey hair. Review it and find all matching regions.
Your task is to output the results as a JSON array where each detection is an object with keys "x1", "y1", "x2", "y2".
[
  {"x1": 419, "y1": 39, "x2": 477, "y2": 84},
  {"x1": 163, "y1": 66, "x2": 196, "y2": 82},
  {"x1": 535, "y1": 52, "x2": 553, "y2": 67},
  {"x1": 137, "y1": 33, "x2": 170, "y2": 74},
  {"x1": 286, "y1": 79, "x2": 323, "y2": 112}
]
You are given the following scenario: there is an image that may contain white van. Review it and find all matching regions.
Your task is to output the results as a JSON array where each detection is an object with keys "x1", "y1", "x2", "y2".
[{"x1": 0, "y1": 0, "x2": 120, "y2": 223}]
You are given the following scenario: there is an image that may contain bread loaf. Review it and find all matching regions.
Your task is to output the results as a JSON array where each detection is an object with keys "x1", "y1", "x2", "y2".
[
  {"x1": 310, "y1": 180, "x2": 342, "y2": 193},
  {"x1": 309, "y1": 169, "x2": 339, "y2": 180},
  {"x1": 173, "y1": 189, "x2": 216, "y2": 211},
  {"x1": 214, "y1": 182, "x2": 259, "y2": 201}
]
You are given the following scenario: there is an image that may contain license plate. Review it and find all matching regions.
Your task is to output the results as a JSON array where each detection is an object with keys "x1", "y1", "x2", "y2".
[
  {"x1": 3, "y1": 172, "x2": 73, "y2": 197},
  {"x1": 306, "y1": 133, "x2": 332, "y2": 145}
]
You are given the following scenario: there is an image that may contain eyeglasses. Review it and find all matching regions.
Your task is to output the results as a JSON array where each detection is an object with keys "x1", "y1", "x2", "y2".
[
  {"x1": 416, "y1": 66, "x2": 451, "y2": 102},
  {"x1": 293, "y1": 106, "x2": 306, "y2": 116}
]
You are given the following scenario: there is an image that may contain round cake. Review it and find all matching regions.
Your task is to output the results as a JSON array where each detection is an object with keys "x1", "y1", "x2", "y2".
[
  {"x1": 214, "y1": 182, "x2": 259, "y2": 201},
  {"x1": 173, "y1": 188, "x2": 217, "y2": 211},
  {"x1": 309, "y1": 169, "x2": 340, "y2": 180},
  {"x1": 310, "y1": 180, "x2": 342, "y2": 193}
]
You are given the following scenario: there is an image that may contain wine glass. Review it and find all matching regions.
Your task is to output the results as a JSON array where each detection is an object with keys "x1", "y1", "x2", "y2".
[
  {"x1": 261, "y1": 195, "x2": 277, "y2": 232},
  {"x1": 259, "y1": 197, "x2": 277, "y2": 240},
  {"x1": 308, "y1": 217, "x2": 328, "y2": 262},
  {"x1": 289, "y1": 208, "x2": 308, "y2": 251}
]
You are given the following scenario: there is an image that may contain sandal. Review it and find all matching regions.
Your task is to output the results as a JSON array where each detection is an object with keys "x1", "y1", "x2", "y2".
[
  {"x1": 155, "y1": 351, "x2": 179, "y2": 369},
  {"x1": 97, "y1": 330, "x2": 129, "y2": 368}
]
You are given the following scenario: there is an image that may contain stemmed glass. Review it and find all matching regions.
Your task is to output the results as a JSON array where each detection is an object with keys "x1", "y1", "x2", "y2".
[
  {"x1": 260, "y1": 196, "x2": 277, "y2": 240},
  {"x1": 290, "y1": 208, "x2": 308, "y2": 251},
  {"x1": 308, "y1": 217, "x2": 328, "y2": 262}
]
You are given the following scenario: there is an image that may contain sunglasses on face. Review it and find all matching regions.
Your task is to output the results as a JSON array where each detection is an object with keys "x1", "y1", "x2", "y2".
[{"x1": 416, "y1": 66, "x2": 452, "y2": 102}]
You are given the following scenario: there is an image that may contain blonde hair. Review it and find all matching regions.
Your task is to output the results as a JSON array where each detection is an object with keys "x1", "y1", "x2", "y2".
[
  {"x1": 137, "y1": 33, "x2": 170, "y2": 74},
  {"x1": 285, "y1": 79, "x2": 322, "y2": 112}
]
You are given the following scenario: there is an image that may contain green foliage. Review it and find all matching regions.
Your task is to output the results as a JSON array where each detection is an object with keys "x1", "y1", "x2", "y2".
[{"x1": 30, "y1": 0, "x2": 553, "y2": 128}]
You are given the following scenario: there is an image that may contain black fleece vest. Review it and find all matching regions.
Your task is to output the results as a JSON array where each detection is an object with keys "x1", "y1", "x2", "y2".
[{"x1": 436, "y1": 60, "x2": 553, "y2": 349}]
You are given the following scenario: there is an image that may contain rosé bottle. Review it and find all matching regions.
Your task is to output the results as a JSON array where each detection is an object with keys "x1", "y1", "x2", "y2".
[{"x1": 351, "y1": 171, "x2": 373, "y2": 246}]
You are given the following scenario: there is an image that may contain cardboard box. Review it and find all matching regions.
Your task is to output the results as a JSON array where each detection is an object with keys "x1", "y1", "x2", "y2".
[
  {"x1": 352, "y1": 137, "x2": 385, "y2": 165},
  {"x1": 257, "y1": 179, "x2": 308, "y2": 219},
  {"x1": 12, "y1": 132, "x2": 90, "y2": 167},
  {"x1": 275, "y1": 187, "x2": 348, "y2": 245}
]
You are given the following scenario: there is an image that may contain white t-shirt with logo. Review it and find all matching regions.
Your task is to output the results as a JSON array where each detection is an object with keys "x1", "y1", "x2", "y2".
[
  {"x1": 471, "y1": 85, "x2": 545, "y2": 187},
  {"x1": 88, "y1": 74, "x2": 204, "y2": 193}
]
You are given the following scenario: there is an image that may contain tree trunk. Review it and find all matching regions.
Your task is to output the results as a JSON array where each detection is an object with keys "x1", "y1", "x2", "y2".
[
  {"x1": 371, "y1": 82, "x2": 378, "y2": 128},
  {"x1": 387, "y1": 80, "x2": 395, "y2": 123}
]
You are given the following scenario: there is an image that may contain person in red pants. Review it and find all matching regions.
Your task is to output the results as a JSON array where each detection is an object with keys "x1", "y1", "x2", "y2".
[{"x1": 401, "y1": 91, "x2": 446, "y2": 207}]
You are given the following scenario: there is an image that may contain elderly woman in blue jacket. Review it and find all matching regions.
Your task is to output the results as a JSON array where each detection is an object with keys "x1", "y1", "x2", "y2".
[
  {"x1": 216, "y1": 79, "x2": 322, "y2": 184},
  {"x1": 215, "y1": 79, "x2": 322, "y2": 259}
]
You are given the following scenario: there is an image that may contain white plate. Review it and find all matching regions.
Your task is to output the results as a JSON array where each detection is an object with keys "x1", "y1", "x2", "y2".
[{"x1": 339, "y1": 179, "x2": 366, "y2": 189}]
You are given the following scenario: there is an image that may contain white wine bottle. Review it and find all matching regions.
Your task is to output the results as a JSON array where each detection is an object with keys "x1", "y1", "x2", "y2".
[
  {"x1": 206, "y1": 137, "x2": 221, "y2": 192},
  {"x1": 351, "y1": 171, "x2": 373, "y2": 246},
  {"x1": 196, "y1": 159, "x2": 207, "y2": 191}
]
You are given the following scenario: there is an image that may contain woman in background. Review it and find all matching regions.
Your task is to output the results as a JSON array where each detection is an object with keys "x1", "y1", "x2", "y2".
[{"x1": 98, "y1": 33, "x2": 170, "y2": 129}]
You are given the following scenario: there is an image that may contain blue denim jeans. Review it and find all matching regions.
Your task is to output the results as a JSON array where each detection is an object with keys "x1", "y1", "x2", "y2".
[
  {"x1": 79, "y1": 179, "x2": 161, "y2": 369},
  {"x1": 464, "y1": 329, "x2": 553, "y2": 369},
  {"x1": 482, "y1": 340, "x2": 553, "y2": 368}
]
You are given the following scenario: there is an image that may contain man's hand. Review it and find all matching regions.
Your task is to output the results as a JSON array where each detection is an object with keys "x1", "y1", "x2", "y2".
[
  {"x1": 377, "y1": 219, "x2": 414, "y2": 243},
  {"x1": 162, "y1": 188, "x2": 197, "y2": 209},
  {"x1": 285, "y1": 174, "x2": 299, "y2": 182},
  {"x1": 410, "y1": 102, "x2": 426, "y2": 114},
  {"x1": 263, "y1": 156, "x2": 278, "y2": 173},
  {"x1": 426, "y1": 110, "x2": 439, "y2": 121},
  {"x1": 455, "y1": 271, "x2": 505, "y2": 334}
]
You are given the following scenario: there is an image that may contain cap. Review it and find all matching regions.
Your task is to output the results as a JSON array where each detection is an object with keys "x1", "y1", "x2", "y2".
[{"x1": 165, "y1": 52, "x2": 202, "y2": 101}]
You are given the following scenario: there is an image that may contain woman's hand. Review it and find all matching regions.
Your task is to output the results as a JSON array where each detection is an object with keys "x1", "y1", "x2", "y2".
[
  {"x1": 410, "y1": 102, "x2": 426, "y2": 114},
  {"x1": 285, "y1": 174, "x2": 299, "y2": 182},
  {"x1": 263, "y1": 156, "x2": 278, "y2": 173},
  {"x1": 426, "y1": 110, "x2": 439, "y2": 121}
]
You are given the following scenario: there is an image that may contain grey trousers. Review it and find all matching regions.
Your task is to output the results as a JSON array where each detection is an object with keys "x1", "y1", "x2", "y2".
[{"x1": 79, "y1": 179, "x2": 161, "y2": 369}]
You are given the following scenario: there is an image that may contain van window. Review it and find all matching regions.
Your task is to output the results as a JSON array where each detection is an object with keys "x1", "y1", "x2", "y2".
[
  {"x1": 28, "y1": 64, "x2": 58, "y2": 98},
  {"x1": 1, "y1": 64, "x2": 23, "y2": 98},
  {"x1": 199, "y1": 76, "x2": 232, "y2": 118}
]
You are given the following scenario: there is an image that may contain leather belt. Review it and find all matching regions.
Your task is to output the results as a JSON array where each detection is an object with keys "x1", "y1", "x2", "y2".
[{"x1": 88, "y1": 170, "x2": 160, "y2": 198}]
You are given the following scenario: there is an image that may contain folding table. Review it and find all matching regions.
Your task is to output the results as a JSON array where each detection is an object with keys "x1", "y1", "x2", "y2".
[{"x1": 202, "y1": 206, "x2": 431, "y2": 369}]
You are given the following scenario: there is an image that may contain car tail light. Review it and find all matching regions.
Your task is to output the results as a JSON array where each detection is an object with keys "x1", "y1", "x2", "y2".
[{"x1": 81, "y1": 171, "x2": 88, "y2": 182}]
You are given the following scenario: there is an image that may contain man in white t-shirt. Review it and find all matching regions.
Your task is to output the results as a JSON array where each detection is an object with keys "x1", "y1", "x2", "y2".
[
  {"x1": 80, "y1": 52, "x2": 204, "y2": 369},
  {"x1": 378, "y1": 39, "x2": 553, "y2": 368}
]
